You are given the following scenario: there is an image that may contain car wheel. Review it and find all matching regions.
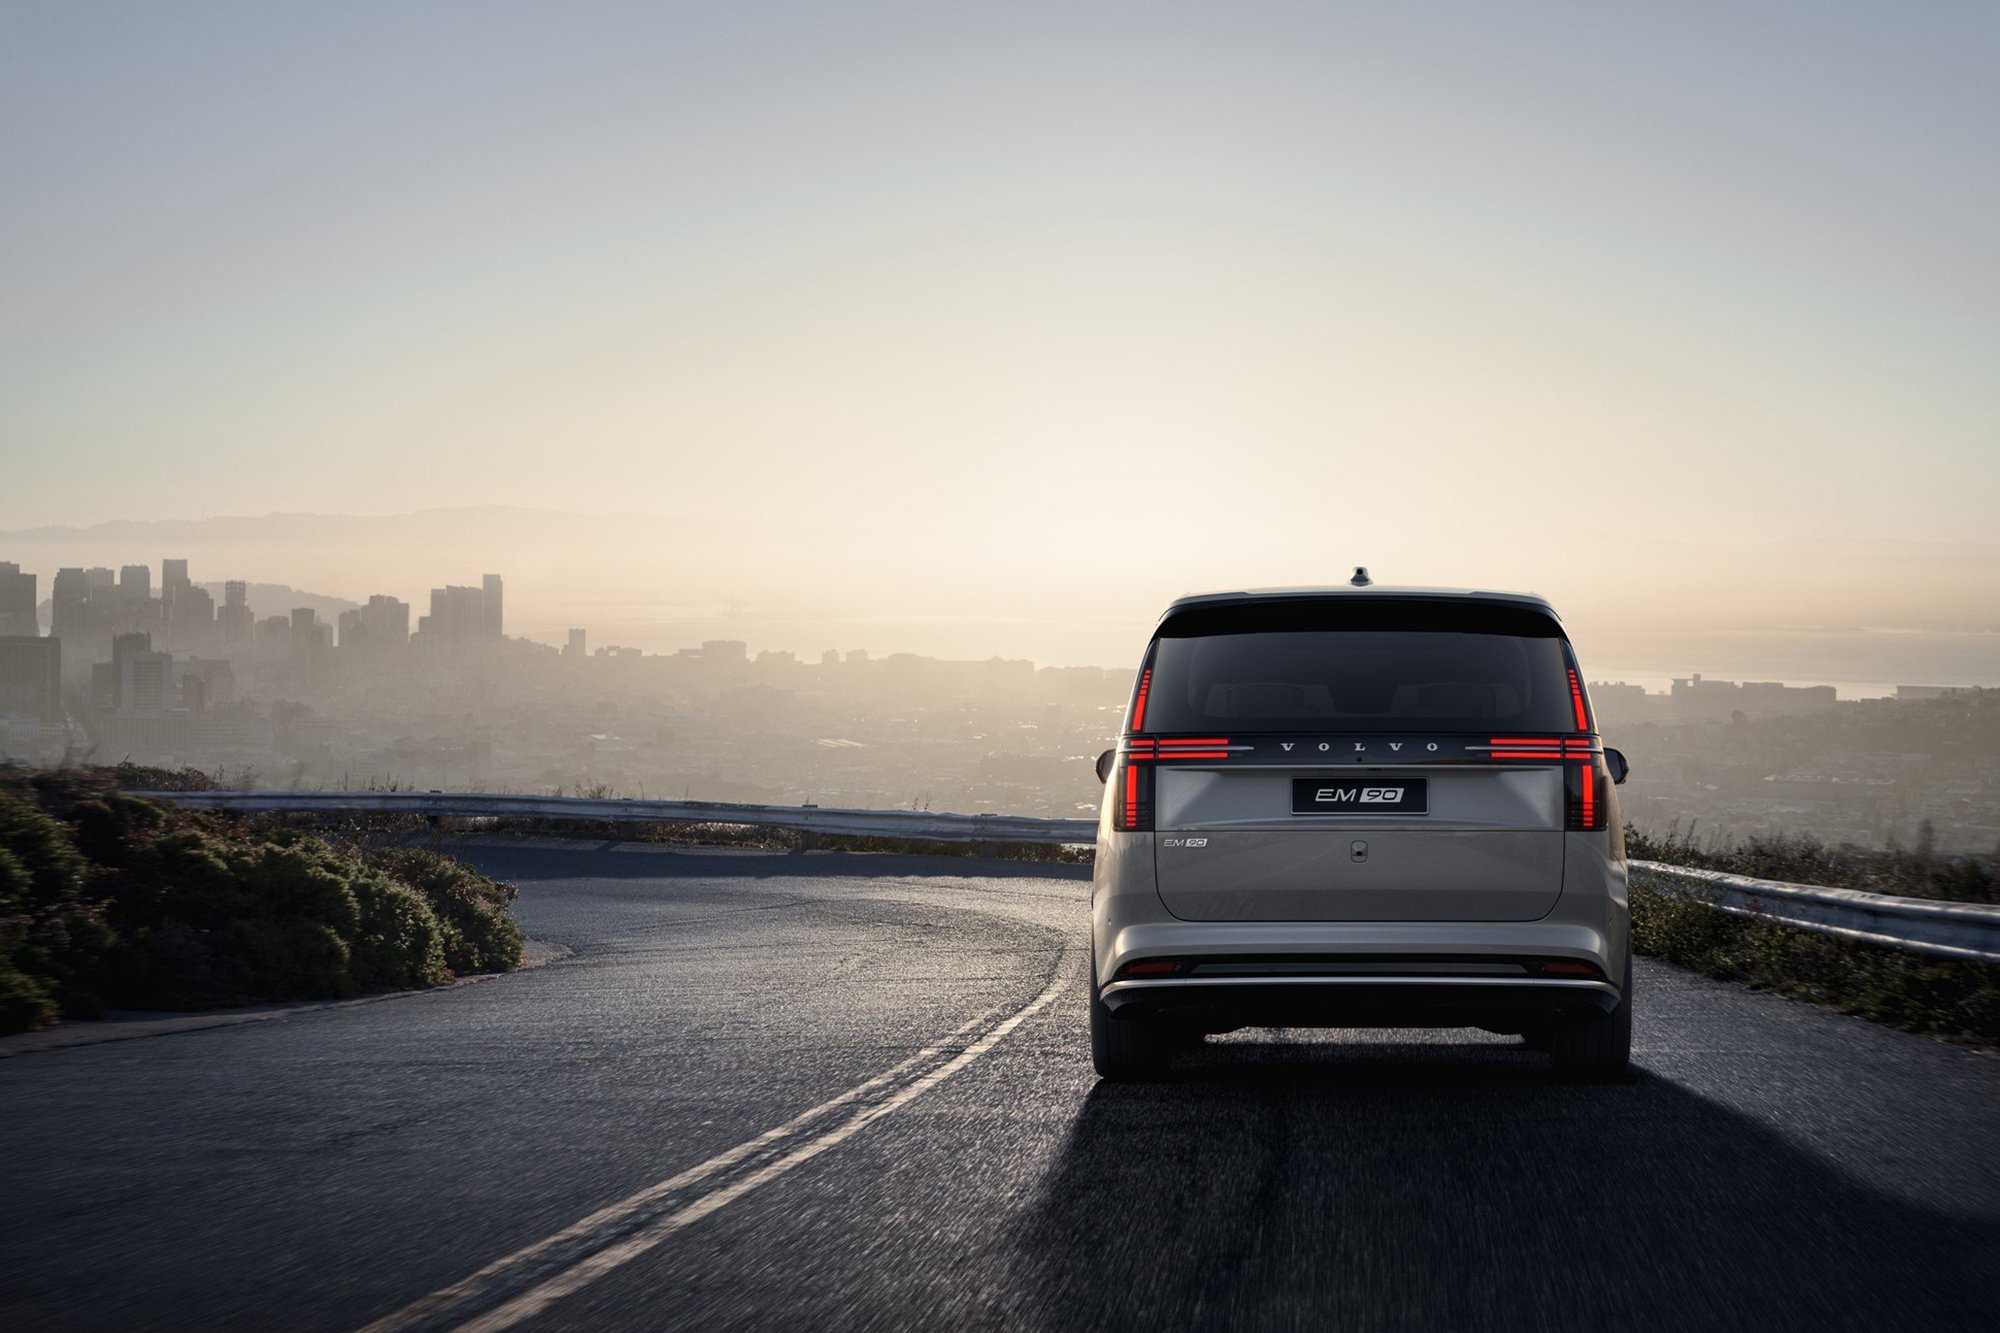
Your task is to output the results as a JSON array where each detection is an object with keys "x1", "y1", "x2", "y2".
[
  {"x1": 1548, "y1": 953, "x2": 1632, "y2": 1081},
  {"x1": 1089, "y1": 957, "x2": 1174, "y2": 1080}
]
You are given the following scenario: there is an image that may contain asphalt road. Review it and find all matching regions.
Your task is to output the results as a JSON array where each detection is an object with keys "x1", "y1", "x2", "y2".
[{"x1": 4, "y1": 839, "x2": 1997, "y2": 1332}]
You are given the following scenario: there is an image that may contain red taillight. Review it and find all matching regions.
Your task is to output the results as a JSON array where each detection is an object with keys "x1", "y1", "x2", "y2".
[
  {"x1": 1483, "y1": 737, "x2": 1599, "y2": 761},
  {"x1": 1539, "y1": 959, "x2": 1601, "y2": 977},
  {"x1": 1114, "y1": 760, "x2": 1153, "y2": 832},
  {"x1": 1130, "y1": 668, "x2": 1153, "y2": 731},
  {"x1": 1115, "y1": 733, "x2": 1231, "y2": 830},
  {"x1": 1566, "y1": 667, "x2": 1591, "y2": 732},
  {"x1": 1565, "y1": 758, "x2": 1606, "y2": 831},
  {"x1": 1120, "y1": 959, "x2": 1179, "y2": 977}
]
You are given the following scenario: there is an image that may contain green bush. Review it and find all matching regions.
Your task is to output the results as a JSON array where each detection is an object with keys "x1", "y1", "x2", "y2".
[
  {"x1": 0, "y1": 769, "x2": 523, "y2": 1034},
  {"x1": 0, "y1": 791, "x2": 114, "y2": 1024},
  {"x1": 349, "y1": 872, "x2": 448, "y2": 991},
  {"x1": 366, "y1": 847, "x2": 523, "y2": 975},
  {"x1": 0, "y1": 954, "x2": 59, "y2": 1032}
]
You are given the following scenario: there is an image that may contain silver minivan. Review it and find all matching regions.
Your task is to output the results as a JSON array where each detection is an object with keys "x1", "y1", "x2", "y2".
[{"x1": 1090, "y1": 581, "x2": 1631, "y2": 1080}]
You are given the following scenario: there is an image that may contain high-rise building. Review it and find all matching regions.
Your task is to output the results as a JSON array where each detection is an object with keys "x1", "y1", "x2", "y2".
[
  {"x1": 50, "y1": 567, "x2": 156, "y2": 679},
  {"x1": 166, "y1": 583, "x2": 214, "y2": 653},
  {"x1": 157, "y1": 560, "x2": 209, "y2": 652},
  {"x1": 0, "y1": 562, "x2": 36, "y2": 636},
  {"x1": 481, "y1": 574, "x2": 503, "y2": 637},
  {"x1": 51, "y1": 568, "x2": 87, "y2": 638},
  {"x1": 290, "y1": 608, "x2": 333, "y2": 656},
  {"x1": 421, "y1": 585, "x2": 487, "y2": 644},
  {"x1": 565, "y1": 628, "x2": 587, "y2": 658},
  {"x1": 100, "y1": 632, "x2": 171, "y2": 715},
  {"x1": 217, "y1": 581, "x2": 253, "y2": 652},
  {"x1": 0, "y1": 635, "x2": 61, "y2": 721},
  {"x1": 339, "y1": 595, "x2": 411, "y2": 653},
  {"x1": 254, "y1": 615, "x2": 292, "y2": 655},
  {"x1": 121, "y1": 651, "x2": 170, "y2": 713}
]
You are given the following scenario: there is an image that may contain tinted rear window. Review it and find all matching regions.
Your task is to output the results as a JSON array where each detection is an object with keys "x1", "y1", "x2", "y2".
[{"x1": 1142, "y1": 599, "x2": 1576, "y2": 734}]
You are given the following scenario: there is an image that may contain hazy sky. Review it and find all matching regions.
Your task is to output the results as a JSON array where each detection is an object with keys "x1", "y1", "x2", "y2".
[{"x1": 3, "y1": 2, "x2": 1996, "y2": 646}]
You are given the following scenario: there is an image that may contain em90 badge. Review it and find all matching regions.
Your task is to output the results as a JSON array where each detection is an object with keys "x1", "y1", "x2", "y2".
[{"x1": 1291, "y1": 778, "x2": 1428, "y2": 815}]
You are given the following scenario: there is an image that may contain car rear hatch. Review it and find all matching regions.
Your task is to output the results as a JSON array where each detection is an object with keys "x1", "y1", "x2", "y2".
[
  {"x1": 1124, "y1": 595, "x2": 1585, "y2": 923},
  {"x1": 1152, "y1": 757, "x2": 1565, "y2": 921}
]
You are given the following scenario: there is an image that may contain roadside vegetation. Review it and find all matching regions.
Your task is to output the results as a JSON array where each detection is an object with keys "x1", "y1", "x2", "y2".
[
  {"x1": 1628, "y1": 822, "x2": 1996, "y2": 904},
  {"x1": 0, "y1": 766, "x2": 523, "y2": 1036},
  {"x1": 1627, "y1": 825, "x2": 1999, "y2": 1047}
]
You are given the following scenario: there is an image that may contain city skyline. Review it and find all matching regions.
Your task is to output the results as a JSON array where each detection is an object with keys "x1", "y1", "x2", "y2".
[
  {"x1": 2, "y1": 504, "x2": 1997, "y2": 676},
  {"x1": 5, "y1": 546, "x2": 1994, "y2": 853},
  {"x1": 3, "y1": 545, "x2": 1997, "y2": 699}
]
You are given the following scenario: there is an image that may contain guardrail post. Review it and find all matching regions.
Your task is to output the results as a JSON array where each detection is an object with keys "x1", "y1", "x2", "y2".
[{"x1": 790, "y1": 804, "x2": 819, "y2": 855}]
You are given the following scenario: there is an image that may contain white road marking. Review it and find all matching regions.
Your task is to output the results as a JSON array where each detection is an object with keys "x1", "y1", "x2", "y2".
[{"x1": 358, "y1": 956, "x2": 1074, "y2": 1333}]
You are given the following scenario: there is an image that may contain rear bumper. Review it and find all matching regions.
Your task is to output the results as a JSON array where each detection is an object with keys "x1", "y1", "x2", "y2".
[{"x1": 1100, "y1": 975, "x2": 1620, "y2": 1029}]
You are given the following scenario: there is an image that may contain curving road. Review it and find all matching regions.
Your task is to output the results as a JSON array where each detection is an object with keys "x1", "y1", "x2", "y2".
[{"x1": 3, "y1": 839, "x2": 1996, "y2": 1331}]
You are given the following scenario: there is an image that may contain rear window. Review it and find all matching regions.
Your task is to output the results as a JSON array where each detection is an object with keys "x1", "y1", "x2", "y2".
[{"x1": 1140, "y1": 599, "x2": 1577, "y2": 734}]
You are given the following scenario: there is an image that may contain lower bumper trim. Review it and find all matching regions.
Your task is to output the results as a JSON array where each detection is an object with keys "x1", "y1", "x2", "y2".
[{"x1": 1098, "y1": 975, "x2": 1620, "y2": 1028}]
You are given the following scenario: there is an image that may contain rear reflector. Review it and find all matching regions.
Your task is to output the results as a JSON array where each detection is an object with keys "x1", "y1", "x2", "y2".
[
  {"x1": 1539, "y1": 960, "x2": 1602, "y2": 978},
  {"x1": 1120, "y1": 960, "x2": 1179, "y2": 977}
]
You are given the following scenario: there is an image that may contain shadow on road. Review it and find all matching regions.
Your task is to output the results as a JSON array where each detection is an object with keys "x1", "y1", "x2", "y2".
[{"x1": 1012, "y1": 1040, "x2": 1997, "y2": 1332}]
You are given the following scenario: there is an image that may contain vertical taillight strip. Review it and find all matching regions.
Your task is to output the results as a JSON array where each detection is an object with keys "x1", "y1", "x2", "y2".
[
  {"x1": 1130, "y1": 667, "x2": 1153, "y2": 733},
  {"x1": 1566, "y1": 666, "x2": 1591, "y2": 732},
  {"x1": 1566, "y1": 758, "x2": 1606, "y2": 831},
  {"x1": 1114, "y1": 760, "x2": 1153, "y2": 832}
]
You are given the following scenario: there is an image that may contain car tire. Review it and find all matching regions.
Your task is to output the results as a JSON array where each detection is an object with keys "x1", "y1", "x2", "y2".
[
  {"x1": 1090, "y1": 958, "x2": 1173, "y2": 1080},
  {"x1": 1548, "y1": 953, "x2": 1633, "y2": 1081}
]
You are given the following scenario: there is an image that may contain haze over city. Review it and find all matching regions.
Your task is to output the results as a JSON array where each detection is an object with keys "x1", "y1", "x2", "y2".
[{"x1": 4, "y1": 3, "x2": 1996, "y2": 686}]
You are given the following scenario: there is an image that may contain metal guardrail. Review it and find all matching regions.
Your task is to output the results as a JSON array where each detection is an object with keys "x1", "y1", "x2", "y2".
[
  {"x1": 129, "y1": 790, "x2": 1100, "y2": 847},
  {"x1": 127, "y1": 793, "x2": 2000, "y2": 963},
  {"x1": 1630, "y1": 860, "x2": 2000, "y2": 966}
]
